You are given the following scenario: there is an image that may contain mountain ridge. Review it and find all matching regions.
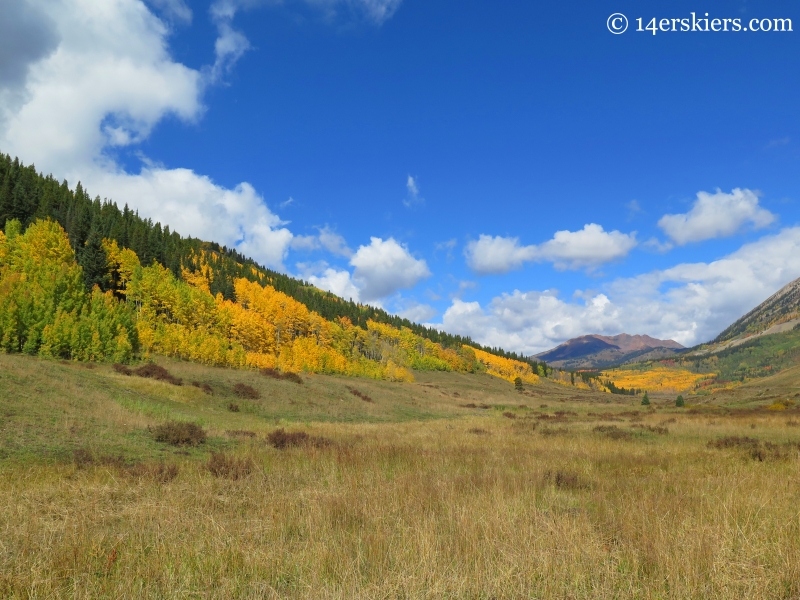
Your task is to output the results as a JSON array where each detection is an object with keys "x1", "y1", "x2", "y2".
[{"x1": 535, "y1": 333, "x2": 684, "y2": 369}]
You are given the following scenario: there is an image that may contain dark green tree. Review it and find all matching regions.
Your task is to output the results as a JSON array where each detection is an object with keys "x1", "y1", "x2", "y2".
[
  {"x1": 676, "y1": 394, "x2": 685, "y2": 407},
  {"x1": 78, "y1": 226, "x2": 111, "y2": 291},
  {"x1": 641, "y1": 392, "x2": 651, "y2": 406}
]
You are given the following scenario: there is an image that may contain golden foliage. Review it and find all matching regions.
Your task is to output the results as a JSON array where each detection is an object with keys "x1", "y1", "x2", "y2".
[
  {"x1": 602, "y1": 366, "x2": 715, "y2": 393},
  {"x1": 470, "y1": 347, "x2": 539, "y2": 385}
]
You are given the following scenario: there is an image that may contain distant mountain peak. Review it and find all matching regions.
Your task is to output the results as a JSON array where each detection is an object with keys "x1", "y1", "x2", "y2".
[{"x1": 535, "y1": 333, "x2": 683, "y2": 369}]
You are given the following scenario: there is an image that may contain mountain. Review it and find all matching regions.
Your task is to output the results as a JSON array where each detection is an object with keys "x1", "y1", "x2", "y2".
[
  {"x1": 693, "y1": 276, "x2": 800, "y2": 355},
  {"x1": 535, "y1": 334, "x2": 684, "y2": 370}
]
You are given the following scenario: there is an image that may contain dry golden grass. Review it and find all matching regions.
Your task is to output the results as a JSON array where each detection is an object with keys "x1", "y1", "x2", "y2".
[{"x1": 2, "y1": 354, "x2": 800, "y2": 598}]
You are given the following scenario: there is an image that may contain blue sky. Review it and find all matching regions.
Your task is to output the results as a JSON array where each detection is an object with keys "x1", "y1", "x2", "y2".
[{"x1": 1, "y1": 0, "x2": 799, "y2": 354}]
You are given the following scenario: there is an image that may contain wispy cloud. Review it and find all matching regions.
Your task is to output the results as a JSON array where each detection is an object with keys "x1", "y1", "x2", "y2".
[{"x1": 403, "y1": 174, "x2": 424, "y2": 208}]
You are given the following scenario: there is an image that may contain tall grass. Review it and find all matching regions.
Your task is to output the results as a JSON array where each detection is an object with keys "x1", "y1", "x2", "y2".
[{"x1": 1, "y1": 415, "x2": 799, "y2": 598}]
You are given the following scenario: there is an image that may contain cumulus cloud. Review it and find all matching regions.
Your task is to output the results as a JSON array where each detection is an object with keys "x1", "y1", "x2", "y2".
[
  {"x1": 658, "y1": 188, "x2": 775, "y2": 245},
  {"x1": 440, "y1": 227, "x2": 800, "y2": 354},
  {"x1": 350, "y1": 237, "x2": 430, "y2": 301},
  {"x1": 396, "y1": 301, "x2": 437, "y2": 323},
  {"x1": 0, "y1": 1, "x2": 58, "y2": 108},
  {"x1": 0, "y1": 0, "x2": 296, "y2": 270},
  {"x1": 308, "y1": 268, "x2": 362, "y2": 302},
  {"x1": 465, "y1": 224, "x2": 637, "y2": 275}
]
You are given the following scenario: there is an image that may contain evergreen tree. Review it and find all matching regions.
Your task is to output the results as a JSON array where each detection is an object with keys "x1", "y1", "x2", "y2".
[
  {"x1": 641, "y1": 392, "x2": 650, "y2": 406},
  {"x1": 676, "y1": 394, "x2": 685, "y2": 407},
  {"x1": 78, "y1": 226, "x2": 111, "y2": 291}
]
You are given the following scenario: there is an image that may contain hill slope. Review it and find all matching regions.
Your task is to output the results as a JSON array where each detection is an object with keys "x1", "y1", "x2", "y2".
[
  {"x1": 693, "y1": 276, "x2": 800, "y2": 355},
  {"x1": 0, "y1": 152, "x2": 532, "y2": 366}
]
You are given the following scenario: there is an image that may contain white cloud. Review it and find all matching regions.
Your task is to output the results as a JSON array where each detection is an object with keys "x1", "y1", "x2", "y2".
[
  {"x1": 396, "y1": 301, "x2": 437, "y2": 323},
  {"x1": 465, "y1": 224, "x2": 637, "y2": 275},
  {"x1": 658, "y1": 188, "x2": 775, "y2": 245},
  {"x1": 403, "y1": 174, "x2": 423, "y2": 208},
  {"x1": 147, "y1": 0, "x2": 192, "y2": 23},
  {"x1": 350, "y1": 237, "x2": 430, "y2": 301},
  {"x1": 92, "y1": 167, "x2": 294, "y2": 269},
  {"x1": 290, "y1": 234, "x2": 319, "y2": 252},
  {"x1": 308, "y1": 268, "x2": 361, "y2": 302},
  {"x1": 0, "y1": 0, "x2": 298, "y2": 269},
  {"x1": 208, "y1": 1, "x2": 251, "y2": 83},
  {"x1": 440, "y1": 227, "x2": 800, "y2": 354},
  {"x1": 318, "y1": 225, "x2": 353, "y2": 257}
]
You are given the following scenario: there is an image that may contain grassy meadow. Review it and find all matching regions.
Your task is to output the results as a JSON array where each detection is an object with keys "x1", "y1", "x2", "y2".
[{"x1": 1, "y1": 354, "x2": 800, "y2": 598}]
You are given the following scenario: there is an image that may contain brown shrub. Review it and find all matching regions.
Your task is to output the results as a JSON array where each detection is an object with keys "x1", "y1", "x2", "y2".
[
  {"x1": 544, "y1": 469, "x2": 586, "y2": 490},
  {"x1": 152, "y1": 421, "x2": 207, "y2": 446},
  {"x1": 233, "y1": 383, "x2": 260, "y2": 399},
  {"x1": 463, "y1": 403, "x2": 477, "y2": 408},
  {"x1": 593, "y1": 425, "x2": 634, "y2": 440},
  {"x1": 707, "y1": 436, "x2": 792, "y2": 462},
  {"x1": 540, "y1": 427, "x2": 571, "y2": 436},
  {"x1": 282, "y1": 372, "x2": 303, "y2": 384},
  {"x1": 708, "y1": 436, "x2": 761, "y2": 449},
  {"x1": 347, "y1": 387, "x2": 374, "y2": 403},
  {"x1": 260, "y1": 368, "x2": 303, "y2": 384},
  {"x1": 127, "y1": 462, "x2": 179, "y2": 483},
  {"x1": 787, "y1": 420, "x2": 799, "y2": 427},
  {"x1": 112, "y1": 363, "x2": 133, "y2": 376},
  {"x1": 227, "y1": 402, "x2": 240, "y2": 412},
  {"x1": 226, "y1": 430, "x2": 257, "y2": 438},
  {"x1": 631, "y1": 424, "x2": 669, "y2": 435},
  {"x1": 134, "y1": 363, "x2": 182, "y2": 386},
  {"x1": 191, "y1": 381, "x2": 213, "y2": 395},
  {"x1": 72, "y1": 448, "x2": 126, "y2": 468},
  {"x1": 468, "y1": 428, "x2": 490, "y2": 435},
  {"x1": 502, "y1": 411, "x2": 517, "y2": 419},
  {"x1": 267, "y1": 428, "x2": 333, "y2": 450},
  {"x1": 207, "y1": 452, "x2": 254, "y2": 480}
]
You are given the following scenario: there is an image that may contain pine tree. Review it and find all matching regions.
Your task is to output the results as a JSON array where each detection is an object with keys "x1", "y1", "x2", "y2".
[
  {"x1": 641, "y1": 392, "x2": 650, "y2": 406},
  {"x1": 78, "y1": 226, "x2": 111, "y2": 291},
  {"x1": 676, "y1": 394, "x2": 685, "y2": 407}
]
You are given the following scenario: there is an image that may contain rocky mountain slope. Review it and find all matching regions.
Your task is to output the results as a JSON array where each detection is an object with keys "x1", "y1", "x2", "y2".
[
  {"x1": 535, "y1": 334, "x2": 684, "y2": 370},
  {"x1": 693, "y1": 276, "x2": 800, "y2": 356}
]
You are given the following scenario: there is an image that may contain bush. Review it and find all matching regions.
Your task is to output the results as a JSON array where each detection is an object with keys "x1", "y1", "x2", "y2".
[
  {"x1": 227, "y1": 402, "x2": 240, "y2": 412},
  {"x1": 127, "y1": 462, "x2": 179, "y2": 483},
  {"x1": 676, "y1": 395, "x2": 685, "y2": 407},
  {"x1": 206, "y1": 452, "x2": 253, "y2": 480},
  {"x1": 233, "y1": 383, "x2": 260, "y2": 399},
  {"x1": 514, "y1": 377, "x2": 523, "y2": 391},
  {"x1": 134, "y1": 363, "x2": 182, "y2": 386},
  {"x1": 347, "y1": 387, "x2": 374, "y2": 403},
  {"x1": 593, "y1": 425, "x2": 633, "y2": 440},
  {"x1": 191, "y1": 381, "x2": 213, "y2": 395},
  {"x1": 152, "y1": 421, "x2": 207, "y2": 446},
  {"x1": 112, "y1": 363, "x2": 133, "y2": 376},
  {"x1": 260, "y1": 368, "x2": 303, "y2": 384},
  {"x1": 502, "y1": 411, "x2": 517, "y2": 419},
  {"x1": 267, "y1": 428, "x2": 332, "y2": 450}
]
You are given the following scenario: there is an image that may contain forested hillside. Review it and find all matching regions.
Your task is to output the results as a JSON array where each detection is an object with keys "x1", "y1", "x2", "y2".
[{"x1": 0, "y1": 153, "x2": 534, "y2": 366}]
